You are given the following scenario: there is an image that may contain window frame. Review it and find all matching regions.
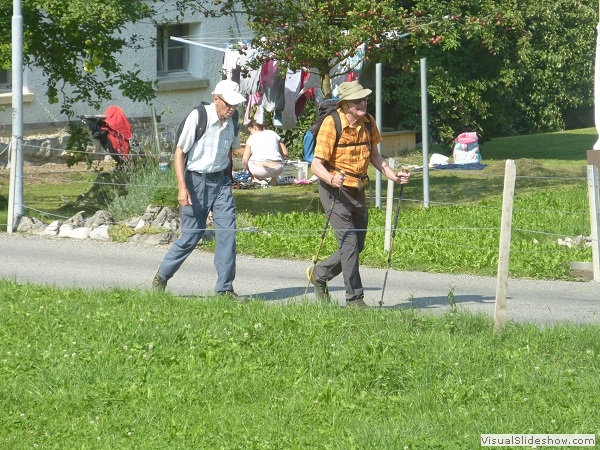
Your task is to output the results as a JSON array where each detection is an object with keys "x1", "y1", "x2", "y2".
[
  {"x1": 157, "y1": 23, "x2": 190, "y2": 76},
  {"x1": 0, "y1": 69, "x2": 11, "y2": 92}
]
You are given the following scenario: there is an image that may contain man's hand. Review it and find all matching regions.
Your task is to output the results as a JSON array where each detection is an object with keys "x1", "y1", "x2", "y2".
[
  {"x1": 394, "y1": 169, "x2": 411, "y2": 185},
  {"x1": 178, "y1": 186, "x2": 192, "y2": 206}
]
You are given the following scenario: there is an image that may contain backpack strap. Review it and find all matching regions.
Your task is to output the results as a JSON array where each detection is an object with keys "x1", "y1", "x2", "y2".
[
  {"x1": 333, "y1": 113, "x2": 373, "y2": 149},
  {"x1": 193, "y1": 103, "x2": 209, "y2": 142},
  {"x1": 331, "y1": 110, "x2": 342, "y2": 145}
]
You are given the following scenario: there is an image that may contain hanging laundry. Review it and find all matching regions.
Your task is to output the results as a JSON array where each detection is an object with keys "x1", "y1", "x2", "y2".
[
  {"x1": 261, "y1": 60, "x2": 285, "y2": 115},
  {"x1": 281, "y1": 69, "x2": 303, "y2": 129},
  {"x1": 238, "y1": 46, "x2": 261, "y2": 95},
  {"x1": 244, "y1": 91, "x2": 264, "y2": 125},
  {"x1": 223, "y1": 46, "x2": 241, "y2": 82},
  {"x1": 295, "y1": 71, "x2": 320, "y2": 118}
]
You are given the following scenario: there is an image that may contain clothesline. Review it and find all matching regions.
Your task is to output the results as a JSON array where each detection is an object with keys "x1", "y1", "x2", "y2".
[{"x1": 170, "y1": 36, "x2": 363, "y2": 130}]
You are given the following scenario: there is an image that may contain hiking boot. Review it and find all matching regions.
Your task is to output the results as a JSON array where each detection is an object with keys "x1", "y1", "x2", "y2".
[
  {"x1": 346, "y1": 298, "x2": 369, "y2": 308},
  {"x1": 219, "y1": 290, "x2": 240, "y2": 300},
  {"x1": 152, "y1": 272, "x2": 167, "y2": 291},
  {"x1": 306, "y1": 265, "x2": 330, "y2": 301}
]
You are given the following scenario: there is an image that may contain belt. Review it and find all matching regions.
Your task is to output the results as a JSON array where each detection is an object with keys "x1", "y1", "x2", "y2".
[{"x1": 190, "y1": 169, "x2": 226, "y2": 178}]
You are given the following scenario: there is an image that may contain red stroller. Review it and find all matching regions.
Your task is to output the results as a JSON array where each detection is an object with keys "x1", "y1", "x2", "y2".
[{"x1": 80, "y1": 105, "x2": 133, "y2": 166}]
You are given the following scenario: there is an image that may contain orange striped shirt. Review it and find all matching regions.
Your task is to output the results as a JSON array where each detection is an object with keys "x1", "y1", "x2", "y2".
[{"x1": 313, "y1": 108, "x2": 382, "y2": 188}]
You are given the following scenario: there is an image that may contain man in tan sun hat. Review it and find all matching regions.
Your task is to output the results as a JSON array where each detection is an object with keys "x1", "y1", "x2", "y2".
[
  {"x1": 153, "y1": 79, "x2": 246, "y2": 298},
  {"x1": 307, "y1": 80, "x2": 411, "y2": 308}
]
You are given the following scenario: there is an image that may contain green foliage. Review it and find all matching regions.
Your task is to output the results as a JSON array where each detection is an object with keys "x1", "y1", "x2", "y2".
[
  {"x1": 1, "y1": 281, "x2": 599, "y2": 448},
  {"x1": 179, "y1": 0, "x2": 445, "y2": 97},
  {"x1": 107, "y1": 223, "x2": 136, "y2": 242},
  {"x1": 64, "y1": 122, "x2": 94, "y2": 168},
  {"x1": 381, "y1": 0, "x2": 596, "y2": 145},
  {"x1": 0, "y1": 0, "x2": 156, "y2": 117},
  {"x1": 107, "y1": 157, "x2": 175, "y2": 221}
]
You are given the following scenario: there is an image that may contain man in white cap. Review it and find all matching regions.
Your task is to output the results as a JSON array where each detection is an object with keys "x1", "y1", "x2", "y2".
[
  {"x1": 307, "y1": 80, "x2": 411, "y2": 307},
  {"x1": 153, "y1": 79, "x2": 246, "y2": 297}
]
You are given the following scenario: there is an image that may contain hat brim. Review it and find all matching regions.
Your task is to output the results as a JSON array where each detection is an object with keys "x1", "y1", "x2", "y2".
[
  {"x1": 217, "y1": 92, "x2": 246, "y2": 106},
  {"x1": 338, "y1": 88, "x2": 372, "y2": 105}
]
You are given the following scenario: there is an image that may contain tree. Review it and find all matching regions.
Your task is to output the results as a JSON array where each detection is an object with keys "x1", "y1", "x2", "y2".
[
  {"x1": 381, "y1": 0, "x2": 597, "y2": 145},
  {"x1": 180, "y1": 0, "x2": 463, "y2": 98},
  {"x1": 178, "y1": 0, "x2": 527, "y2": 143},
  {"x1": 0, "y1": 0, "x2": 158, "y2": 118}
]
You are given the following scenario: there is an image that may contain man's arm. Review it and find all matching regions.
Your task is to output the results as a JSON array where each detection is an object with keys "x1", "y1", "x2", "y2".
[
  {"x1": 370, "y1": 149, "x2": 411, "y2": 185},
  {"x1": 174, "y1": 147, "x2": 192, "y2": 206}
]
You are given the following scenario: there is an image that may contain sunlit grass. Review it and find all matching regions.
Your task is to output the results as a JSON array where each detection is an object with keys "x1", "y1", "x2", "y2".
[{"x1": 0, "y1": 280, "x2": 598, "y2": 449}]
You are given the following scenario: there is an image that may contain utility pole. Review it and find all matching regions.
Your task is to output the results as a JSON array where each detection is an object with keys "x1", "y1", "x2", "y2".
[{"x1": 7, "y1": 0, "x2": 24, "y2": 233}]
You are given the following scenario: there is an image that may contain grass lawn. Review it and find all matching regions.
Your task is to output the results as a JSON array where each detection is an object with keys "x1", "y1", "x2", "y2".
[{"x1": 1, "y1": 281, "x2": 598, "y2": 449}]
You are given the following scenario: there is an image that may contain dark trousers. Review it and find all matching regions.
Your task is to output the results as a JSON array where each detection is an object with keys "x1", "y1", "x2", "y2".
[
  {"x1": 158, "y1": 170, "x2": 236, "y2": 293},
  {"x1": 314, "y1": 181, "x2": 368, "y2": 301}
]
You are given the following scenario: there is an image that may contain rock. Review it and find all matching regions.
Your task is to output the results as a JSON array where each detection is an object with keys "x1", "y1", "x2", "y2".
[
  {"x1": 16, "y1": 216, "x2": 47, "y2": 234},
  {"x1": 151, "y1": 207, "x2": 178, "y2": 228},
  {"x1": 9, "y1": 206, "x2": 186, "y2": 246},
  {"x1": 126, "y1": 216, "x2": 142, "y2": 228},
  {"x1": 64, "y1": 211, "x2": 86, "y2": 228},
  {"x1": 141, "y1": 205, "x2": 162, "y2": 222},
  {"x1": 58, "y1": 224, "x2": 73, "y2": 238},
  {"x1": 89, "y1": 225, "x2": 110, "y2": 241},
  {"x1": 85, "y1": 210, "x2": 114, "y2": 229},
  {"x1": 70, "y1": 227, "x2": 91, "y2": 240},
  {"x1": 44, "y1": 220, "x2": 62, "y2": 236}
]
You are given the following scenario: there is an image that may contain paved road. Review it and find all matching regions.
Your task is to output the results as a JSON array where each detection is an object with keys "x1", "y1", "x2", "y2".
[{"x1": 1, "y1": 233, "x2": 598, "y2": 325}]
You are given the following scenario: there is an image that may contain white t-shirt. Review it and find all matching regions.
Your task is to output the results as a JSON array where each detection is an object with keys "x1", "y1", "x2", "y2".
[{"x1": 245, "y1": 130, "x2": 283, "y2": 162}]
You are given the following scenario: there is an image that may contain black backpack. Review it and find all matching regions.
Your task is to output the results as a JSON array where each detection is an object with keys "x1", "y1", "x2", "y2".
[{"x1": 302, "y1": 99, "x2": 372, "y2": 163}]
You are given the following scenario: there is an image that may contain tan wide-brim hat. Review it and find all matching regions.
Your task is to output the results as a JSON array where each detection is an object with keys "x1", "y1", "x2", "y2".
[
  {"x1": 337, "y1": 81, "x2": 372, "y2": 105},
  {"x1": 212, "y1": 79, "x2": 246, "y2": 105}
]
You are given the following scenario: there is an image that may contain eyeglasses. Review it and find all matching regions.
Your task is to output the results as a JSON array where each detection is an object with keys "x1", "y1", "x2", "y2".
[
  {"x1": 348, "y1": 97, "x2": 368, "y2": 105},
  {"x1": 217, "y1": 95, "x2": 234, "y2": 109}
]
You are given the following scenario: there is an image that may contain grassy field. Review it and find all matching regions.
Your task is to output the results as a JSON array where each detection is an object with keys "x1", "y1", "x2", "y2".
[{"x1": 1, "y1": 281, "x2": 598, "y2": 449}]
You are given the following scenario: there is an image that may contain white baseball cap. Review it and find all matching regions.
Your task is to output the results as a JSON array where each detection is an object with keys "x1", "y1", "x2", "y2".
[{"x1": 212, "y1": 79, "x2": 246, "y2": 105}]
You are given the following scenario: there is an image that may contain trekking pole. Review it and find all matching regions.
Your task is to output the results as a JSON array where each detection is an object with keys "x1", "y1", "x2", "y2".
[{"x1": 379, "y1": 184, "x2": 404, "y2": 307}]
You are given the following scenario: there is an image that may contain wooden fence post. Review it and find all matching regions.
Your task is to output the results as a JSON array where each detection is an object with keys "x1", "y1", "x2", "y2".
[
  {"x1": 494, "y1": 160, "x2": 516, "y2": 331},
  {"x1": 587, "y1": 164, "x2": 600, "y2": 281}
]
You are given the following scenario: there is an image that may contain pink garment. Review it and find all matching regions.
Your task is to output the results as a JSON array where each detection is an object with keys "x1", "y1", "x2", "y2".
[
  {"x1": 244, "y1": 92, "x2": 264, "y2": 125},
  {"x1": 295, "y1": 71, "x2": 313, "y2": 118},
  {"x1": 347, "y1": 71, "x2": 359, "y2": 81},
  {"x1": 260, "y1": 60, "x2": 278, "y2": 88}
]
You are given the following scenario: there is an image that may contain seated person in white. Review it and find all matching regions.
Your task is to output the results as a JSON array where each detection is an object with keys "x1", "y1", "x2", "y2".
[{"x1": 242, "y1": 120, "x2": 289, "y2": 185}]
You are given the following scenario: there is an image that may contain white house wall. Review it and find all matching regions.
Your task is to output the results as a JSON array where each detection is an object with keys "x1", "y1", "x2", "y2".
[{"x1": 0, "y1": 1, "x2": 252, "y2": 131}]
